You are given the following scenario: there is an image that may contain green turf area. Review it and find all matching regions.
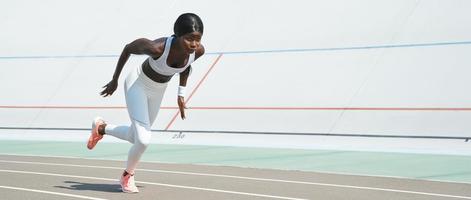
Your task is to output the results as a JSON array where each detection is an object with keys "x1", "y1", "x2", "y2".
[{"x1": 1, "y1": 140, "x2": 470, "y2": 184}]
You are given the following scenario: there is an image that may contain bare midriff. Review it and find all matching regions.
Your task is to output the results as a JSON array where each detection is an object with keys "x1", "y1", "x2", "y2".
[{"x1": 141, "y1": 59, "x2": 173, "y2": 83}]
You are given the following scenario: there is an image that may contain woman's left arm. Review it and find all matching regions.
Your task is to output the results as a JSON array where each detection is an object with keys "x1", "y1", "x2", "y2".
[
  {"x1": 177, "y1": 67, "x2": 190, "y2": 119},
  {"x1": 177, "y1": 45, "x2": 205, "y2": 120}
]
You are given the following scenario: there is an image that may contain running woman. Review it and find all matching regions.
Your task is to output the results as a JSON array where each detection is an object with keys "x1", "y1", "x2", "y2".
[{"x1": 87, "y1": 13, "x2": 204, "y2": 193}]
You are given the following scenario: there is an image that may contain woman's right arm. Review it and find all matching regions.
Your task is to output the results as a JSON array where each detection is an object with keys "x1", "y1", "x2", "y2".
[
  {"x1": 100, "y1": 38, "x2": 161, "y2": 97},
  {"x1": 112, "y1": 38, "x2": 161, "y2": 81}
]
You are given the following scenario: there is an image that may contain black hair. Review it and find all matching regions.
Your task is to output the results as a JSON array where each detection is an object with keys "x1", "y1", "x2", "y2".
[{"x1": 173, "y1": 13, "x2": 204, "y2": 37}]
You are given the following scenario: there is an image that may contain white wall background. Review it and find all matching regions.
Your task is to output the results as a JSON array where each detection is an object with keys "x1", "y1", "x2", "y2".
[{"x1": 1, "y1": 0, "x2": 471, "y2": 154}]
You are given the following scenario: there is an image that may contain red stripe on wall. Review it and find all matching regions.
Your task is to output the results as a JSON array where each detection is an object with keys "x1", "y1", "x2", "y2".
[{"x1": 1, "y1": 105, "x2": 471, "y2": 111}]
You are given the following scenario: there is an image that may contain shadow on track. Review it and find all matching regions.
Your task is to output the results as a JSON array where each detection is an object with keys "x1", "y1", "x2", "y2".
[{"x1": 55, "y1": 181, "x2": 125, "y2": 193}]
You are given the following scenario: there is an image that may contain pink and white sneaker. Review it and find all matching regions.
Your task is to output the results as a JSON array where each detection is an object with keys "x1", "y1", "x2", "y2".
[
  {"x1": 120, "y1": 171, "x2": 139, "y2": 193},
  {"x1": 87, "y1": 117, "x2": 105, "y2": 150}
]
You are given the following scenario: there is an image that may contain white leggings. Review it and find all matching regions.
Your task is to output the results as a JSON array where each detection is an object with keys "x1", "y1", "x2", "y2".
[{"x1": 105, "y1": 66, "x2": 167, "y2": 174}]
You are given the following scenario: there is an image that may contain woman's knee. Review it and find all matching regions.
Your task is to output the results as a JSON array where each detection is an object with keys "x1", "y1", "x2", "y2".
[
  {"x1": 133, "y1": 122, "x2": 152, "y2": 148},
  {"x1": 135, "y1": 136, "x2": 150, "y2": 148}
]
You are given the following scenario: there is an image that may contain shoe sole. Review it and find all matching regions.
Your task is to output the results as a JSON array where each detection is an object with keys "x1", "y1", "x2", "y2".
[
  {"x1": 120, "y1": 180, "x2": 139, "y2": 193},
  {"x1": 122, "y1": 189, "x2": 139, "y2": 193},
  {"x1": 87, "y1": 117, "x2": 104, "y2": 150}
]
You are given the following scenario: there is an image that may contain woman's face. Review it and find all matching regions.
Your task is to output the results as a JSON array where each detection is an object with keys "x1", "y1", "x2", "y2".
[{"x1": 179, "y1": 31, "x2": 202, "y2": 54}]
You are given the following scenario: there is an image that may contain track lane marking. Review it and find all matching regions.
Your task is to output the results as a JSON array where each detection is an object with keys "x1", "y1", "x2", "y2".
[
  {"x1": 1, "y1": 160, "x2": 471, "y2": 199},
  {"x1": 0, "y1": 169, "x2": 307, "y2": 200},
  {"x1": 2, "y1": 153, "x2": 471, "y2": 185},
  {"x1": 0, "y1": 185, "x2": 108, "y2": 200}
]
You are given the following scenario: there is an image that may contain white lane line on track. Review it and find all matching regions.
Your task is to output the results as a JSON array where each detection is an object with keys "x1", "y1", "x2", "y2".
[
  {"x1": 2, "y1": 153, "x2": 470, "y2": 186},
  {"x1": 0, "y1": 185, "x2": 108, "y2": 200},
  {"x1": 1, "y1": 160, "x2": 471, "y2": 199},
  {"x1": 0, "y1": 169, "x2": 307, "y2": 200}
]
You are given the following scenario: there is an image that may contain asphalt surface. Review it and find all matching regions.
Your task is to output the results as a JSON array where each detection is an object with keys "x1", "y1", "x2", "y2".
[{"x1": 0, "y1": 154, "x2": 470, "y2": 200}]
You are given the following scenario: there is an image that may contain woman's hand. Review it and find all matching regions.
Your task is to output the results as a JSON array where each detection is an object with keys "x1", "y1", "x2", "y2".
[
  {"x1": 177, "y1": 96, "x2": 187, "y2": 119},
  {"x1": 100, "y1": 80, "x2": 118, "y2": 97}
]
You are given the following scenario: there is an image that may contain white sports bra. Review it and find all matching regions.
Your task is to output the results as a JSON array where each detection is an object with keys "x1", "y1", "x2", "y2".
[{"x1": 148, "y1": 36, "x2": 195, "y2": 76}]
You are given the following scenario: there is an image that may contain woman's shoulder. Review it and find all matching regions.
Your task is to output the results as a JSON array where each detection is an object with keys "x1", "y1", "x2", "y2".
[
  {"x1": 151, "y1": 37, "x2": 167, "y2": 55},
  {"x1": 138, "y1": 37, "x2": 167, "y2": 59},
  {"x1": 195, "y1": 44, "x2": 205, "y2": 59}
]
